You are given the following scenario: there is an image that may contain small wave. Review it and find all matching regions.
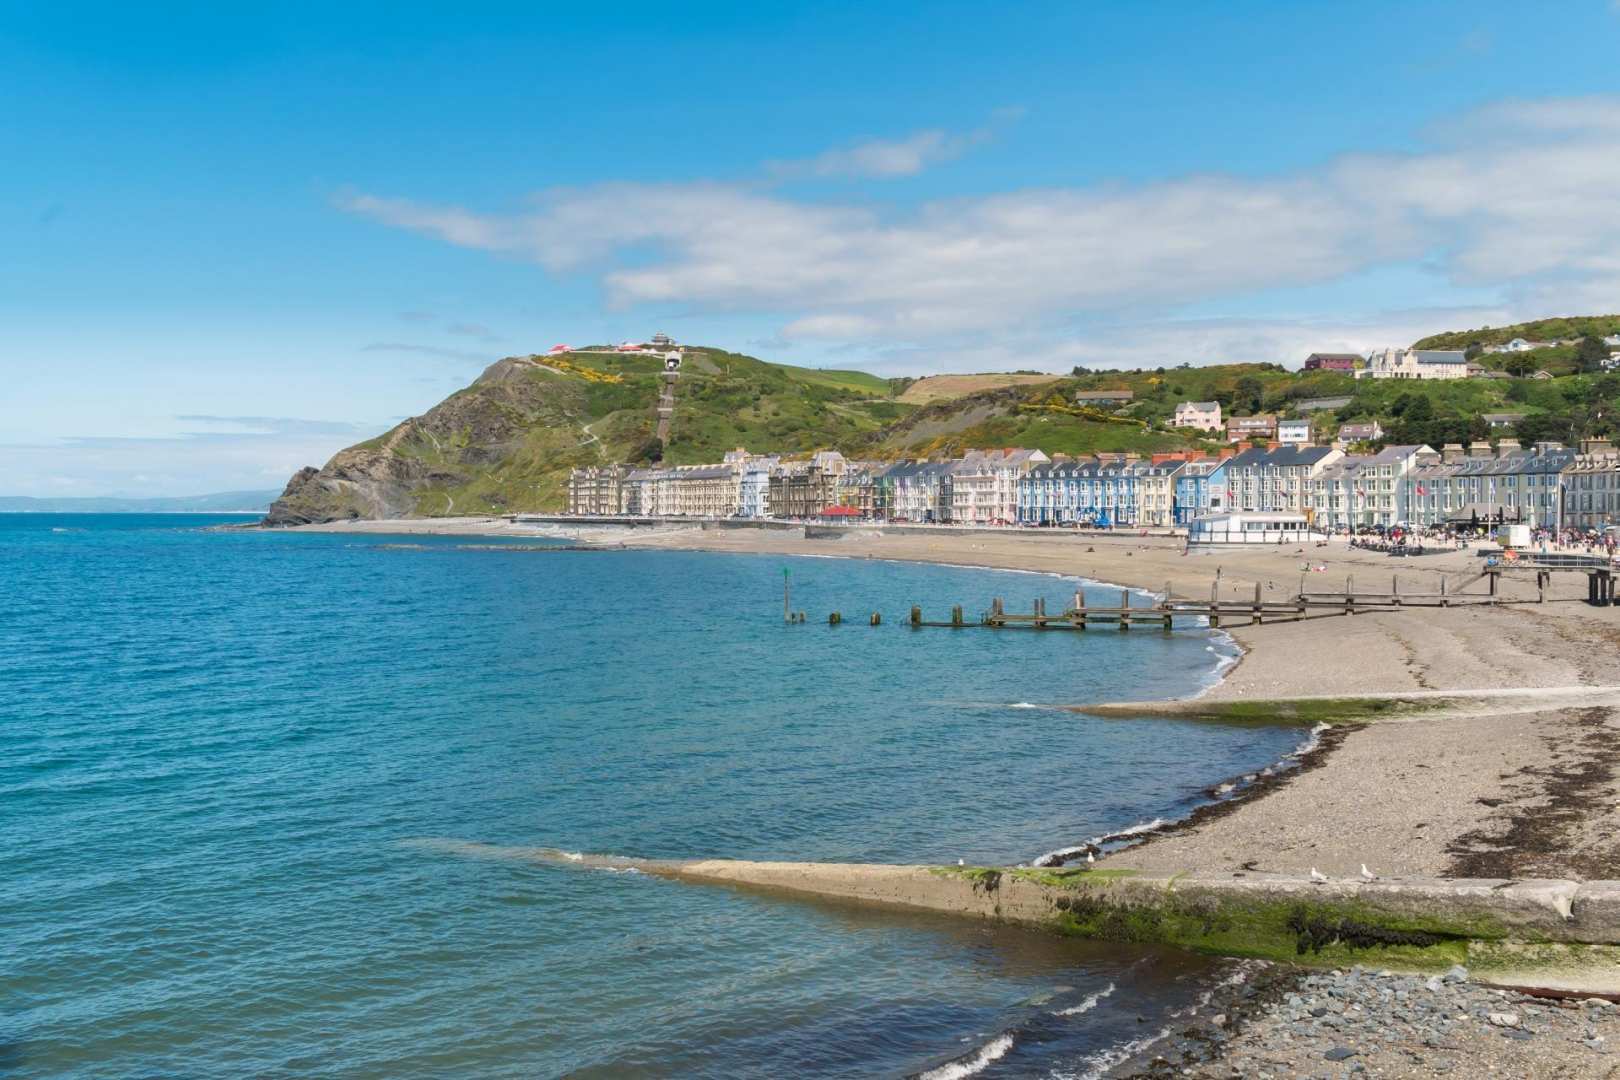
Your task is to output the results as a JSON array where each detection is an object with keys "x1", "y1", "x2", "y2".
[
  {"x1": 917, "y1": 1033, "x2": 1014, "y2": 1080},
  {"x1": 1008, "y1": 702, "x2": 1040, "y2": 709},
  {"x1": 1033, "y1": 817, "x2": 1167, "y2": 867},
  {"x1": 1054, "y1": 982, "x2": 1115, "y2": 1017},
  {"x1": 1213, "y1": 782, "x2": 1235, "y2": 795},
  {"x1": 1098, "y1": 817, "x2": 1166, "y2": 843},
  {"x1": 1060, "y1": 1027, "x2": 1170, "y2": 1080},
  {"x1": 1289, "y1": 721, "x2": 1330, "y2": 759}
]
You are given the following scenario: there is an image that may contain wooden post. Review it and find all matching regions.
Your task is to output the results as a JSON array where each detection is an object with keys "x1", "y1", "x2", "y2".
[
  {"x1": 1253, "y1": 580, "x2": 1263, "y2": 625},
  {"x1": 1489, "y1": 570, "x2": 1498, "y2": 599},
  {"x1": 870, "y1": 612, "x2": 881, "y2": 626},
  {"x1": 1538, "y1": 571, "x2": 1547, "y2": 604},
  {"x1": 951, "y1": 605, "x2": 964, "y2": 627},
  {"x1": 783, "y1": 568, "x2": 791, "y2": 623},
  {"x1": 1440, "y1": 576, "x2": 1448, "y2": 608},
  {"x1": 1073, "y1": 589, "x2": 1087, "y2": 630},
  {"x1": 1120, "y1": 589, "x2": 1130, "y2": 631},
  {"x1": 1034, "y1": 596, "x2": 1047, "y2": 628},
  {"x1": 910, "y1": 605, "x2": 922, "y2": 627},
  {"x1": 1346, "y1": 574, "x2": 1355, "y2": 616},
  {"x1": 1393, "y1": 574, "x2": 1400, "y2": 606},
  {"x1": 829, "y1": 611, "x2": 841, "y2": 625}
]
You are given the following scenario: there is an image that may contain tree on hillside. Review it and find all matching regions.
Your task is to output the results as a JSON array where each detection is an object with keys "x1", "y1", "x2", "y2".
[
  {"x1": 1516, "y1": 412, "x2": 1577, "y2": 446},
  {"x1": 1402, "y1": 395, "x2": 1435, "y2": 424},
  {"x1": 1233, "y1": 376, "x2": 1264, "y2": 414},
  {"x1": 1578, "y1": 335, "x2": 1610, "y2": 373},
  {"x1": 1504, "y1": 355, "x2": 1538, "y2": 378}
]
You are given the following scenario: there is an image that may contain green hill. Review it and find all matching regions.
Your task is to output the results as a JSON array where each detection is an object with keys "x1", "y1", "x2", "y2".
[
  {"x1": 265, "y1": 347, "x2": 1222, "y2": 523},
  {"x1": 1413, "y1": 315, "x2": 1620, "y2": 351}
]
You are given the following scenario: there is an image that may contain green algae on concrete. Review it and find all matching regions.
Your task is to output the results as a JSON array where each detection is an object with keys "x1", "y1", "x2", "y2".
[
  {"x1": 1009, "y1": 866, "x2": 1140, "y2": 888},
  {"x1": 1045, "y1": 887, "x2": 1511, "y2": 971},
  {"x1": 1079, "y1": 695, "x2": 1455, "y2": 728}
]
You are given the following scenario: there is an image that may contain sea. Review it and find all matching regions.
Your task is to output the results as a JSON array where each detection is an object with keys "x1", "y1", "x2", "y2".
[{"x1": 1, "y1": 514, "x2": 1311, "y2": 1078}]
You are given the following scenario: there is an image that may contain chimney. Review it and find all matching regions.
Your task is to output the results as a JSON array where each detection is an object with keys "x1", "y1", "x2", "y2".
[
  {"x1": 1468, "y1": 440, "x2": 1493, "y2": 459},
  {"x1": 1495, "y1": 438, "x2": 1522, "y2": 458},
  {"x1": 1442, "y1": 443, "x2": 1466, "y2": 464}
]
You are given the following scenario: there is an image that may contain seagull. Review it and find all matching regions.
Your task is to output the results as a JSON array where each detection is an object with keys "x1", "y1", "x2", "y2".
[
  {"x1": 1360, "y1": 864, "x2": 1377, "y2": 881},
  {"x1": 1310, "y1": 867, "x2": 1330, "y2": 884},
  {"x1": 1086, "y1": 851, "x2": 1096, "y2": 865},
  {"x1": 958, "y1": 858, "x2": 965, "y2": 866}
]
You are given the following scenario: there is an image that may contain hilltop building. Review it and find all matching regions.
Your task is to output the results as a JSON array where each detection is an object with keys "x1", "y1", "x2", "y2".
[
  {"x1": 1172, "y1": 400, "x2": 1222, "y2": 432},
  {"x1": 1073, "y1": 389, "x2": 1134, "y2": 408},
  {"x1": 1226, "y1": 415, "x2": 1276, "y2": 442},
  {"x1": 1302, "y1": 352, "x2": 1361, "y2": 372},
  {"x1": 1357, "y1": 347, "x2": 1468, "y2": 380},
  {"x1": 1336, "y1": 421, "x2": 1384, "y2": 446},
  {"x1": 1276, "y1": 418, "x2": 1312, "y2": 445}
]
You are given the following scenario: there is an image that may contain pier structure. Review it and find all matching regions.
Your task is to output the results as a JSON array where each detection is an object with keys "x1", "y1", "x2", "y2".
[{"x1": 812, "y1": 557, "x2": 1619, "y2": 632}]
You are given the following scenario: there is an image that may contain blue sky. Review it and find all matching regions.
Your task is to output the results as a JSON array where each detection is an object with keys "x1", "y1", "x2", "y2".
[{"x1": 5, "y1": 1, "x2": 1620, "y2": 495}]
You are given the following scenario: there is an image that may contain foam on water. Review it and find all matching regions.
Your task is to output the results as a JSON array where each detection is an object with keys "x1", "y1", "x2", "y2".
[{"x1": 916, "y1": 1032, "x2": 1015, "y2": 1080}]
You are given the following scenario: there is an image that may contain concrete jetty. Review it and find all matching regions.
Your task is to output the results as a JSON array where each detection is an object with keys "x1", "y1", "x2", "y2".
[{"x1": 409, "y1": 840, "x2": 1620, "y2": 991}]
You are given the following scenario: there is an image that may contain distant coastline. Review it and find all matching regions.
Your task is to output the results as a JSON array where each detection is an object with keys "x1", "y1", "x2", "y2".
[{"x1": 0, "y1": 493, "x2": 277, "y2": 514}]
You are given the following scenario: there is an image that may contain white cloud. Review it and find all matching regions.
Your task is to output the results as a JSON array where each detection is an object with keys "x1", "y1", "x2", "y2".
[
  {"x1": 769, "y1": 129, "x2": 983, "y2": 179},
  {"x1": 340, "y1": 95, "x2": 1620, "y2": 362}
]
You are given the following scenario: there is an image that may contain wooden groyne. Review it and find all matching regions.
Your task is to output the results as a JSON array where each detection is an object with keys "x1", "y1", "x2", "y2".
[{"x1": 792, "y1": 561, "x2": 1620, "y2": 633}]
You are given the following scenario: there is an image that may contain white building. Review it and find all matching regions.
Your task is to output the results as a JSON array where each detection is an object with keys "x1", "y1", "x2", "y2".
[
  {"x1": 1305, "y1": 445, "x2": 1433, "y2": 530},
  {"x1": 1404, "y1": 442, "x2": 1574, "y2": 529},
  {"x1": 948, "y1": 448, "x2": 1050, "y2": 524},
  {"x1": 738, "y1": 456, "x2": 779, "y2": 518},
  {"x1": 1488, "y1": 337, "x2": 1559, "y2": 353},
  {"x1": 1356, "y1": 348, "x2": 1469, "y2": 380},
  {"x1": 1276, "y1": 419, "x2": 1312, "y2": 445},
  {"x1": 1172, "y1": 400, "x2": 1222, "y2": 432},
  {"x1": 1188, "y1": 511, "x2": 1324, "y2": 545}
]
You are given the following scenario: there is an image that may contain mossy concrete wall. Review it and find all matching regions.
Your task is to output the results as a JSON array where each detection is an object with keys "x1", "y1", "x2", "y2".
[{"x1": 652, "y1": 859, "x2": 1620, "y2": 983}]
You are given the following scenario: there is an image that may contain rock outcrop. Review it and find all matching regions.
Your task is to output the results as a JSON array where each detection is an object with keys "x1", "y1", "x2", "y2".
[{"x1": 264, "y1": 357, "x2": 598, "y2": 525}]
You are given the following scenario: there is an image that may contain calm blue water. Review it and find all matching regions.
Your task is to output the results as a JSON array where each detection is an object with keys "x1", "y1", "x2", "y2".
[{"x1": 1, "y1": 514, "x2": 1304, "y2": 1078}]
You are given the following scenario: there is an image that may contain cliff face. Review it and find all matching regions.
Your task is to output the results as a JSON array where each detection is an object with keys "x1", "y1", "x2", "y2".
[{"x1": 264, "y1": 356, "x2": 604, "y2": 525}]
